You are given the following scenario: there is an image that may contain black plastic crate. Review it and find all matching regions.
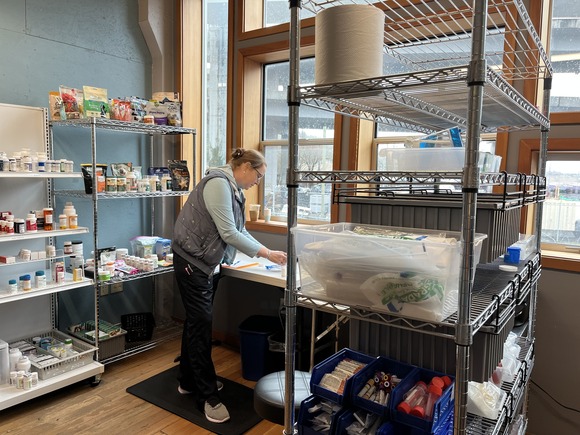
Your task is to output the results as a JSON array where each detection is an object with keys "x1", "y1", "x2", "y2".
[{"x1": 121, "y1": 312, "x2": 156, "y2": 342}]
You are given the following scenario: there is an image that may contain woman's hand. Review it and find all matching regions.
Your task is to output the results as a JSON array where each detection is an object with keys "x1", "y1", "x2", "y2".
[{"x1": 268, "y1": 250, "x2": 287, "y2": 266}]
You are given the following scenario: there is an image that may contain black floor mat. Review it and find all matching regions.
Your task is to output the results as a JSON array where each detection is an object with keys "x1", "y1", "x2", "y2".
[{"x1": 127, "y1": 365, "x2": 262, "y2": 435}]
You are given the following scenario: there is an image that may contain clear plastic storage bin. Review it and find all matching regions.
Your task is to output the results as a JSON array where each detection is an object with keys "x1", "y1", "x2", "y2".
[
  {"x1": 381, "y1": 147, "x2": 501, "y2": 172},
  {"x1": 292, "y1": 223, "x2": 487, "y2": 322}
]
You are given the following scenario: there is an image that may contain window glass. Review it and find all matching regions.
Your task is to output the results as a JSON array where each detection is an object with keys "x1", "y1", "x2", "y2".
[
  {"x1": 263, "y1": 143, "x2": 334, "y2": 221},
  {"x1": 264, "y1": 58, "x2": 334, "y2": 140},
  {"x1": 542, "y1": 154, "x2": 580, "y2": 247},
  {"x1": 203, "y1": 0, "x2": 228, "y2": 171},
  {"x1": 263, "y1": 59, "x2": 334, "y2": 222},
  {"x1": 264, "y1": 0, "x2": 314, "y2": 27},
  {"x1": 550, "y1": 0, "x2": 580, "y2": 112}
]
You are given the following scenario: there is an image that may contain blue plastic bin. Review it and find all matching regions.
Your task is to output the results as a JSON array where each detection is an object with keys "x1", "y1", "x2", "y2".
[
  {"x1": 297, "y1": 394, "x2": 346, "y2": 435},
  {"x1": 310, "y1": 348, "x2": 376, "y2": 405},
  {"x1": 351, "y1": 356, "x2": 417, "y2": 417},
  {"x1": 238, "y1": 315, "x2": 283, "y2": 381},
  {"x1": 391, "y1": 368, "x2": 455, "y2": 434}
]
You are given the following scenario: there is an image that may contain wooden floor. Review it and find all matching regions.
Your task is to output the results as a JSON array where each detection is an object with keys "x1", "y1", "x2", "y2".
[{"x1": 0, "y1": 337, "x2": 284, "y2": 435}]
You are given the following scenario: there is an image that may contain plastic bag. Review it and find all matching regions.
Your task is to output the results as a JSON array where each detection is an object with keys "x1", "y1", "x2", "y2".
[{"x1": 467, "y1": 381, "x2": 506, "y2": 419}]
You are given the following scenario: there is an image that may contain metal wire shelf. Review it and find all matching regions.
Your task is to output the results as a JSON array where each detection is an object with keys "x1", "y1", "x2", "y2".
[
  {"x1": 295, "y1": 170, "x2": 545, "y2": 187},
  {"x1": 54, "y1": 189, "x2": 191, "y2": 199},
  {"x1": 96, "y1": 265, "x2": 174, "y2": 286},
  {"x1": 302, "y1": 0, "x2": 552, "y2": 81},
  {"x1": 50, "y1": 118, "x2": 196, "y2": 135},
  {"x1": 299, "y1": 66, "x2": 549, "y2": 133}
]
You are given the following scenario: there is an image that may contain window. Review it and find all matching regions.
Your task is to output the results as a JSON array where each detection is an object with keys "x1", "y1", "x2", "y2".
[
  {"x1": 203, "y1": 0, "x2": 228, "y2": 171},
  {"x1": 264, "y1": 0, "x2": 314, "y2": 27},
  {"x1": 550, "y1": 0, "x2": 580, "y2": 112},
  {"x1": 541, "y1": 153, "x2": 580, "y2": 249},
  {"x1": 262, "y1": 59, "x2": 334, "y2": 222}
]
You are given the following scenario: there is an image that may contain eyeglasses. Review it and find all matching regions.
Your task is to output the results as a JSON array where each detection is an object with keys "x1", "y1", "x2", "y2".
[{"x1": 253, "y1": 167, "x2": 265, "y2": 182}]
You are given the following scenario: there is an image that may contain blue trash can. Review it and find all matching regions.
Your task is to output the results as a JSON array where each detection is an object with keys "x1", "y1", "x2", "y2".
[{"x1": 239, "y1": 315, "x2": 283, "y2": 381}]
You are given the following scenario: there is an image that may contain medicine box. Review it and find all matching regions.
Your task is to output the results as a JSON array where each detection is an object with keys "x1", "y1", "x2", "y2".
[{"x1": 292, "y1": 223, "x2": 486, "y2": 322}]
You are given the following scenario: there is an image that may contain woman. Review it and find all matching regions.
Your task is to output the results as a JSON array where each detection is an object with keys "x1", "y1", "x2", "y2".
[{"x1": 172, "y1": 148, "x2": 287, "y2": 423}]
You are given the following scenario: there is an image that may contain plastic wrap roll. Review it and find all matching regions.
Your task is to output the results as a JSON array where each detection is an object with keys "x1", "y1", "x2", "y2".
[{"x1": 315, "y1": 5, "x2": 385, "y2": 85}]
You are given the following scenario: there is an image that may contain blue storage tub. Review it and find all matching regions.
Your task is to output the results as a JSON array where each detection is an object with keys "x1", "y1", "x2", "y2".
[
  {"x1": 351, "y1": 356, "x2": 417, "y2": 417},
  {"x1": 391, "y1": 368, "x2": 454, "y2": 434},
  {"x1": 297, "y1": 394, "x2": 346, "y2": 435},
  {"x1": 310, "y1": 348, "x2": 376, "y2": 405},
  {"x1": 333, "y1": 407, "x2": 385, "y2": 435},
  {"x1": 408, "y1": 411, "x2": 453, "y2": 435}
]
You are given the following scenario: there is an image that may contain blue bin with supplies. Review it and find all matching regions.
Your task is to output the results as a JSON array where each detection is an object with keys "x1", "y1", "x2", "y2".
[{"x1": 238, "y1": 315, "x2": 284, "y2": 381}]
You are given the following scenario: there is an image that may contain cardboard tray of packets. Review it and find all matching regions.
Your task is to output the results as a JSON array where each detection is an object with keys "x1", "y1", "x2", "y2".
[
  {"x1": 10, "y1": 330, "x2": 97, "y2": 380},
  {"x1": 68, "y1": 320, "x2": 127, "y2": 360}
]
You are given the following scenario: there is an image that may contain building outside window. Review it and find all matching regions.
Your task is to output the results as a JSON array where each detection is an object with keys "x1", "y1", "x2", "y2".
[
  {"x1": 262, "y1": 58, "x2": 334, "y2": 222},
  {"x1": 550, "y1": 0, "x2": 580, "y2": 112},
  {"x1": 203, "y1": 0, "x2": 228, "y2": 171},
  {"x1": 540, "y1": 0, "x2": 580, "y2": 251},
  {"x1": 264, "y1": 0, "x2": 314, "y2": 27}
]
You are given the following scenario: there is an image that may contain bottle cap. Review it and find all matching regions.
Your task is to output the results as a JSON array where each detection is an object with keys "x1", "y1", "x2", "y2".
[
  {"x1": 410, "y1": 405, "x2": 425, "y2": 418},
  {"x1": 430, "y1": 377, "x2": 445, "y2": 389},
  {"x1": 441, "y1": 376, "x2": 452, "y2": 388},
  {"x1": 9, "y1": 279, "x2": 16, "y2": 285},
  {"x1": 428, "y1": 384, "x2": 442, "y2": 397},
  {"x1": 35, "y1": 270, "x2": 45, "y2": 276},
  {"x1": 397, "y1": 401, "x2": 412, "y2": 414}
]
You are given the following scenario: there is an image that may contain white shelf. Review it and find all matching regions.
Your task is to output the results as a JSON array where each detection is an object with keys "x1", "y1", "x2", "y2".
[
  {"x1": 0, "y1": 276, "x2": 93, "y2": 304},
  {"x1": 0, "y1": 361, "x2": 104, "y2": 411},
  {"x1": 0, "y1": 172, "x2": 82, "y2": 179},
  {"x1": 0, "y1": 250, "x2": 74, "y2": 269},
  {"x1": 0, "y1": 227, "x2": 89, "y2": 243}
]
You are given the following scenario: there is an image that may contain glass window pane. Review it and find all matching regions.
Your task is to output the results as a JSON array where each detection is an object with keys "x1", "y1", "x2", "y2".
[
  {"x1": 263, "y1": 144, "x2": 334, "y2": 221},
  {"x1": 550, "y1": 0, "x2": 580, "y2": 112},
  {"x1": 203, "y1": 0, "x2": 228, "y2": 171},
  {"x1": 264, "y1": 0, "x2": 314, "y2": 27},
  {"x1": 263, "y1": 59, "x2": 335, "y2": 140},
  {"x1": 542, "y1": 156, "x2": 580, "y2": 246}
]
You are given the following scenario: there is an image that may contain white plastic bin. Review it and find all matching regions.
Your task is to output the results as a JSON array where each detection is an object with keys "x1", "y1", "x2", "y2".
[
  {"x1": 292, "y1": 223, "x2": 487, "y2": 322},
  {"x1": 382, "y1": 147, "x2": 498, "y2": 172}
]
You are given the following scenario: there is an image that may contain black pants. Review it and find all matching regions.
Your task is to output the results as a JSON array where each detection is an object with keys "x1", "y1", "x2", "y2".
[{"x1": 174, "y1": 252, "x2": 222, "y2": 407}]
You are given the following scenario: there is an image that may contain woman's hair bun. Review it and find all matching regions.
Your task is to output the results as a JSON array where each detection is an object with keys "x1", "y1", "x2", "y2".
[{"x1": 232, "y1": 148, "x2": 245, "y2": 159}]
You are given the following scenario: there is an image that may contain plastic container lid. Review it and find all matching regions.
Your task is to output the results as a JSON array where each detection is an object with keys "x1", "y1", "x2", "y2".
[
  {"x1": 441, "y1": 375, "x2": 453, "y2": 388},
  {"x1": 35, "y1": 270, "x2": 45, "y2": 276},
  {"x1": 410, "y1": 405, "x2": 425, "y2": 418},
  {"x1": 397, "y1": 401, "x2": 412, "y2": 414},
  {"x1": 428, "y1": 384, "x2": 443, "y2": 397},
  {"x1": 430, "y1": 376, "x2": 445, "y2": 389},
  {"x1": 8, "y1": 279, "x2": 17, "y2": 285}
]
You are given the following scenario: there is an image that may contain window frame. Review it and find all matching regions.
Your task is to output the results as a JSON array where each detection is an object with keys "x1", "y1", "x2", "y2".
[{"x1": 519, "y1": 136, "x2": 580, "y2": 273}]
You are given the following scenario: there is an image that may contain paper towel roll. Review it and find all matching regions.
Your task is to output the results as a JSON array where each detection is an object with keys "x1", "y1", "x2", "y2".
[{"x1": 315, "y1": 5, "x2": 385, "y2": 85}]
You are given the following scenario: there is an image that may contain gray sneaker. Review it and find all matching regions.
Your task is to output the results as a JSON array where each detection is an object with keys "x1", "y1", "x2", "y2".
[
  {"x1": 204, "y1": 400, "x2": 230, "y2": 423},
  {"x1": 178, "y1": 381, "x2": 223, "y2": 394}
]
